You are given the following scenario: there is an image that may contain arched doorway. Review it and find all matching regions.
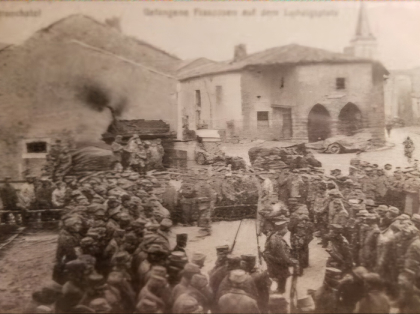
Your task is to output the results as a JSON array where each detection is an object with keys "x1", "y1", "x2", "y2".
[
  {"x1": 308, "y1": 104, "x2": 331, "y2": 142},
  {"x1": 338, "y1": 103, "x2": 362, "y2": 136}
]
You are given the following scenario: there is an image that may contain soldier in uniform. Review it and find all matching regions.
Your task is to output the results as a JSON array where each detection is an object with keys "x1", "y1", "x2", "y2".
[
  {"x1": 359, "y1": 214, "x2": 380, "y2": 271},
  {"x1": 263, "y1": 221, "x2": 297, "y2": 294},
  {"x1": 241, "y1": 254, "x2": 271, "y2": 313},
  {"x1": 173, "y1": 233, "x2": 188, "y2": 255},
  {"x1": 289, "y1": 213, "x2": 314, "y2": 274},
  {"x1": 53, "y1": 216, "x2": 83, "y2": 284},
  {"x1": 385, "y1": 170, "x2": 405, "y2": 209},
  {"x1": 312, "y1": 267, "x2": 342, "y2": 313},
  {"x1": 325, "y1": 224, "x2": 353, "y2": 272},
  {"x1": 195, "y1": 171, "x2": 214, "y2": 237},
  {"x1": 179, "y1": 178, "x2": 196, "y2": 226}
]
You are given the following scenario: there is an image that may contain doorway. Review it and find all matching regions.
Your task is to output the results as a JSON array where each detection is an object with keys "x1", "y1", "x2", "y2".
[
  {"x1": 308, "y1": 104, "x2": 331, "y2": 142},
  {"x1": 338, "y1": 103, "x2": 362, "y2": 136}
]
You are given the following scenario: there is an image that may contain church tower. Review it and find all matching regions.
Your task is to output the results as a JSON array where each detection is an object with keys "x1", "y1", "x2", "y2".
[{"x1": 344, "y1": 2, "x2": 378, "y2": 60}]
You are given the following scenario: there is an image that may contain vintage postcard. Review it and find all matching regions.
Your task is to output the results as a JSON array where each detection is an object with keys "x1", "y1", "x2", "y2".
[{"x1": 0, "y1": 1, "x2": 419, "y2": 313}]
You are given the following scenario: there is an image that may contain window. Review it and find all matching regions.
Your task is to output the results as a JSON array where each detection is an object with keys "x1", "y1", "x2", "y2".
[
  {"x1": 26, "y1": 141, "x2": 47, "y2": 153},
  {"x1": 257, "y1": 111, "x2": 269, "y2": 128},
  {"x1": 280, "y1": 77, "x2": 284, "y2": 89},
  {"x1": 216, "y1": 86, "x2": 223, "y2": 105},
  {"x1": 336, "y1": 78, "x2": 345, "y2": 90},
  {"x1": 195, "y1": 90, "x2": 201, "y2": 108}
]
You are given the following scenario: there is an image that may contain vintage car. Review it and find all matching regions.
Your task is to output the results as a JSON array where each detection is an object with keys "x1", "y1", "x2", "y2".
[{"x1": 306, "y1": 130, "x2": 373, "y2": 154}]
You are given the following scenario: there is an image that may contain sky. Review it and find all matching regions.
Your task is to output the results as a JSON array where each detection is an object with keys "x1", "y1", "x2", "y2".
[{"x1": 1, "y1": 1, "x2": 420, "y2": 70}]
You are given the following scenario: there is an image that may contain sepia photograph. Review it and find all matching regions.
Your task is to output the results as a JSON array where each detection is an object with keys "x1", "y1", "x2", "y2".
[{"x1": 0, "y1": 0, "x2": 420, "y2": 313}]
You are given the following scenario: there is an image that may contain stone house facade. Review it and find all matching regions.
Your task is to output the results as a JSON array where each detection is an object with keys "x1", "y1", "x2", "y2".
[
  {"x1": 0, "y1": 15, "x2": 180, "y2": 179},
  {"x1": 177, "y1": 44, "x2": 388, "y2": 143}
]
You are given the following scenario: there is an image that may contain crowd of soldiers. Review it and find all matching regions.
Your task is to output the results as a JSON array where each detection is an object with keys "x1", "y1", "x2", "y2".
[
  {"x1": 4, "y1": 139, "x2": 420, "y2": 313},
  {"x1": 16, "y1": 164, "x2": 277, "y2": 314},
  {"x1": 256, "y1": 151, "x2": 420, "y2": 313}
]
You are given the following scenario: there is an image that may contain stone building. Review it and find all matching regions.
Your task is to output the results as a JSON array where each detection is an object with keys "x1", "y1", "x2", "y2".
[
  {"x1": 177, "y1": 4, "x2": 387, "y2": 143},
  {"x1": 177, "y1": 44, "x2": 387, "y2": 143},
  {"x1": 0, "y1": 15, "x2": 180, "y2": 179}
]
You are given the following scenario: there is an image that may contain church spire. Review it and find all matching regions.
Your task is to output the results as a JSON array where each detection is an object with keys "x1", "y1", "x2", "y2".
[
  {"x1": 344, "y1": 2, "x2": 377, "y2": 60},
  {"x1": 354, "y1": 2, "x2": 375, "y2": 39}
]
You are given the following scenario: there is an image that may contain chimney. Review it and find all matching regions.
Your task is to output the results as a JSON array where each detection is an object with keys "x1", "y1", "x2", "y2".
[
  {"x1": 105, "y1": 17, "x2": 122, "y2": 32},
  {"x1": 233, "y1": 44, "x2": 247, "y2": 62}
]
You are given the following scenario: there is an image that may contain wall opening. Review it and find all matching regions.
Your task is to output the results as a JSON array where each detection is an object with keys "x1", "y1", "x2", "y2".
[
  {"x1": 338, "y1": 103, "x2": 363, "y2": 136},
  {"x1": 336, "y1": 77, "x2": 346, "y2": 90},
  {"x1": 257, "y1": 111, "x2": 269, "y2": 129},
  {"x1": 26, "y1": 141, "x2": 47, "y2": 153},
  {"x1": 308, "y1": 104, "x2": 331, "y2": 142}
]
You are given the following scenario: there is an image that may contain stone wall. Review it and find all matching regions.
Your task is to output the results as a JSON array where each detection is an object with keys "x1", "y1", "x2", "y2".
[
  {"x1": 292, "y1": 62, "x2": 384, "y2": 142},
  {"x1": 0, "y1": 17, "x2": 178, "y2": 179},
  {"x1": 177, "y1": 73, "x2": 242, "y2": 140},
  {"x1": 240, "y1": 66, "x2": 297, "y2": 140}
]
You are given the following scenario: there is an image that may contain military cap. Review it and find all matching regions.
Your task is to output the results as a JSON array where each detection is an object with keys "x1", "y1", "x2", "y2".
[
  {"x1": 121, "y1": 194, "x2": 131, "y2": 202},
  {"x1": 229, "y1": 269, "x2": 247, "y2": 283},
  {"x1": 132, "y1": 218, "x2": 147, "y2": 228},
  {"x1": 326, "y1": 267, "x2": 342, "y2": 275},
  {"x1": 183, "y1": 263, "x2": 201, "y2": 275},
  {"x1": 108, "y1": 207, "x2": 121, "y2": 217},
  {"x1": 271, "y1": 215, "x2": 289, "y2": 222},
  {"x1": 147, "y1": 244, "x2": 165, "y2": 254},
  {"x1": 169, "y1": 251, "x2": 188, "y2": 262},
  {"x1": 64, "y1": 217, "x2": 82, "y2": 228},
  {"x1": 35, "y1": 305, "x2": 53, "y2": 313},
  {"x1": 119, "y1": 212, "x2": 131, "y2": 222},
  {"x1": 160, "y1": 218, "x2": 173, "y2": 229},
  {"x1": 216, "y1": 244, "x2": 230, "y2": 253},
  {"x1": 65, "y1": 260, "x2": 87, "y2": 273},
  {"x1": 388, "y1": 206, "x2": 400, "y2": 216},
  {"x1": 107, "y1": 196, "x2": 119, "y2": 203},
  {"x1": 191, "y1": 252, "x2": 206, "y2": 267},
  {"x1": 146, "y1": 222, "x2": 160, "y2": 231},
  {"x1": 241, "y1": 254, "x2": 257, "y2": 263},
  {"x1": 330, "y1": 224, "x2": 343, "y2": 230},
  {"x1": 353, "y1": 182, "x2": 362, "y2": 188},
  {"x1": 191, "y1": 274, "x2": 208, "y2": 289},
  {"x1": 88, "y1": 273, "x2": 105, "y2": 284},
  {"x1": 344, "y1": 179, "x2": 354, "y2": 185},
  {"x1": 150, "y1": 265, "x2": 167, "y2": 278},
  {"x1": 176, "y1": 233, "x2": 188, "y2": 242},
  {"x1": 356, "y1": 209, "x2": 369, "y2": 217},
  {"x1": 366, "y1": 214, "x2": 378, "y2": 221},
  {"x1": 352, "y1": 266, "x2": 368, "y2": 279},
  {"x1": 88, "y1": 298, "x2": 111, "y2": 313},
  {"x1": 397, "y1": 214, "x2": 411, "y2": 221},
  {"x1": 274, "y1": 221, "x2": 288, "y2": 229},
  {"x1": 365, "y1": 199, "x2": 375, "y2": 207},
  {"x1": 87, "y1": 204, "x2": 104, "y2": 213},
  {"x1": 113, "y1": 251, "x2": 131, "y2": 264},
  {"x1": 80, "y1": 237, "x2": 95, "y2": 247},
  {"x1": 113, "y1": 229, "x2": 125, "y2": 238},
  {"x1": 136, "y1": 299, "x2": 158, "y2": 313},
  {"x1": 288, "y1": 197, "x2": 298, "y2": 203},
  {"x1": 412, "y1": 214, "x2": 420, "y2": 224},
  {"x1": 402, "y1": 224, "x2": 419, "y2": 236},
  {"x1": 182, "y1": 297, "x2": 202, "y2": 313},
  {"x1": 376, "y1": 205, "x2": 388, "y2": 212}
]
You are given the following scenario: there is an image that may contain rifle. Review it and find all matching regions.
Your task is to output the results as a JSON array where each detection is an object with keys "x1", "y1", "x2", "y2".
[
  {"x1": 230, "y1": 219, "x2": 243, "y2": 254},
  {"x1": 290, "y1": 265, "x2": 299, "y2": 313},
  {"x1": 256, "y1": 218, "x2": 263, "y2": 265}
]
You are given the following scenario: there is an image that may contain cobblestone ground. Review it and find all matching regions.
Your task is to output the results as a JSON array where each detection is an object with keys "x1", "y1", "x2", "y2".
[{"x1": 0, "y1": 221, "x2": 328, "y2": 313}]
